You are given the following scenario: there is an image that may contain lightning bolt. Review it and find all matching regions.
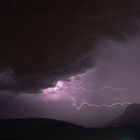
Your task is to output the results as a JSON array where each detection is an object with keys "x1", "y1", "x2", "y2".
[
  {"x1": 65, "y1": 70, "x2": 129, "y2": 93},
  {"x1": 71, "y1": 98, "x2": 131, "y2": 110},
  {"x1": 66, "y1": 85, "x2": 129, "y2": 93},
  {"x1": 42, "y1": 69, "x2": 131, "y2": 110}
]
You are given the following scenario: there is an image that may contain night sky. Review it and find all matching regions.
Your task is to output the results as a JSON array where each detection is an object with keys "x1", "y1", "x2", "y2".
[{"x1": 0, "y1": 0, "x2": 140, "y2": 127}]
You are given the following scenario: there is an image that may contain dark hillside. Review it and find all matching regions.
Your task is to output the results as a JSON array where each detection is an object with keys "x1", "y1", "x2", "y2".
[{"x1": 0, "y1": 118, "x2": 140, "y2": 140}]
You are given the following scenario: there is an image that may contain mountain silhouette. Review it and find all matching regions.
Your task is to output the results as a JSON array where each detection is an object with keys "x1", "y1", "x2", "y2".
[
  {"x1": 107, "y1": 104, "x2": 140, "y2": 127},
  {"x1": 0, "y1": 118, "x2": 140, "y2": 140}
]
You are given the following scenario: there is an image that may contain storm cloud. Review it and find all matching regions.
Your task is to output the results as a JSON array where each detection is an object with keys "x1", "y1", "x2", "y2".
[{"x1": 0, "y1": 0, "x2": 140, "y2": 93}]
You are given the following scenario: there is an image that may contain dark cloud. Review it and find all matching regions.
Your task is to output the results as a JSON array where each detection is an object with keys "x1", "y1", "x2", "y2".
[{"x1": 0, "y1": 0, "x2": 140, "y2": 93}]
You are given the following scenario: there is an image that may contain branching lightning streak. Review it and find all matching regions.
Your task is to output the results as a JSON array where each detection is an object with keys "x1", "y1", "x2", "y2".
[
  {"x1": 72, "y1": 98, "x2": 131, "y2": 110},
  {"x1": 64, "y1": 79, "x2": 131, "y2": 110},
  {"x1": 66, "y1": 71, "x2": 129, "y2": 93},
  {"x1": 66, "y1": 85, "x2": 129, "y2": 93},
  {"x1": 42, "y1": 69, "x2": 131, "y2": 110}
]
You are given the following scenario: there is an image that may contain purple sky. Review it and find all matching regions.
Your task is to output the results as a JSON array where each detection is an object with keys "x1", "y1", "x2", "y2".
[
  {"x1": 0, "y1": 0, "x2": 140, "y2": 127},
  {"x1": 1, "y1": 34, "x2": 140, "y2": 127}
]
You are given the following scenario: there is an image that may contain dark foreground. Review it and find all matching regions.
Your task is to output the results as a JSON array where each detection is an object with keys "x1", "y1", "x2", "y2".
[{"x1": 0, "y1": 118, "x2": 139, "y2": 140}]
